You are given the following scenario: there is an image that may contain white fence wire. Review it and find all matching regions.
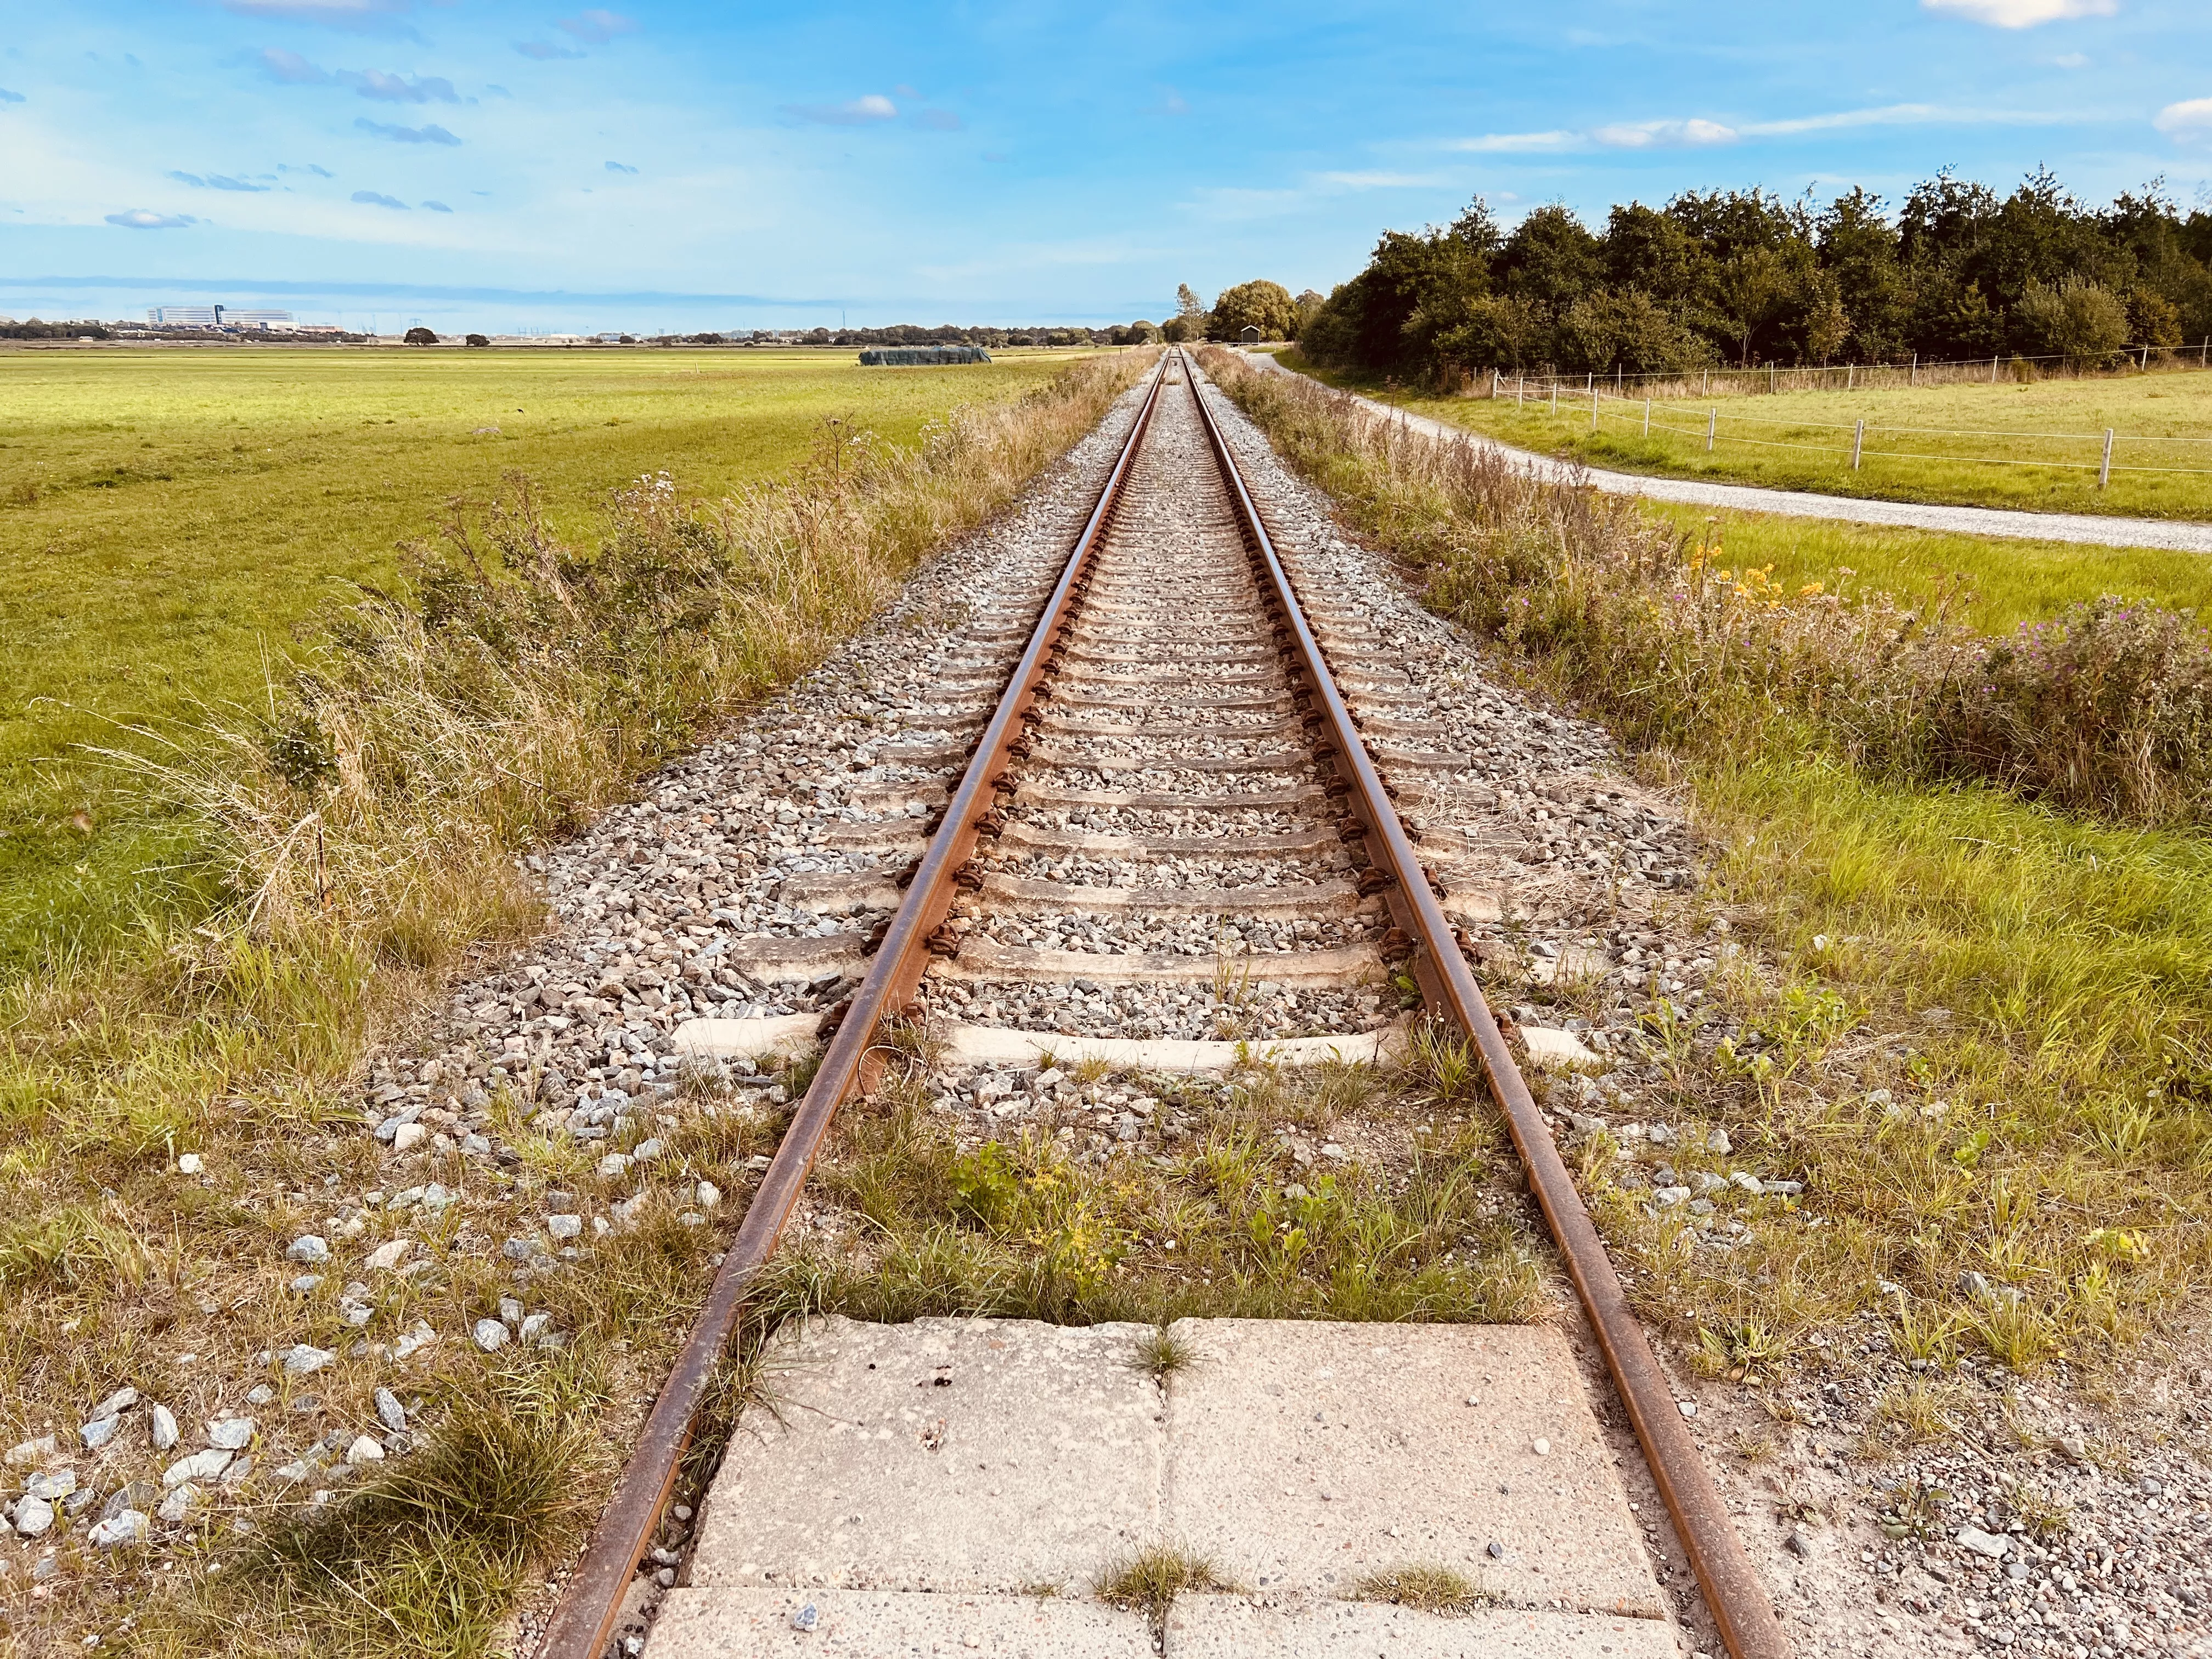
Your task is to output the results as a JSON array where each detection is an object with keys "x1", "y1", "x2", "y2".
[{"x1": 1488, "y1": 371, "x2": 2212, "y2": 486}]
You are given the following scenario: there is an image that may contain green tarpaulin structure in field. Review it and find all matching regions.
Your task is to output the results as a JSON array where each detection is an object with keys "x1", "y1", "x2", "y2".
[{"x1": 857, "y1": 346, "x2": 992, "y2": 366}]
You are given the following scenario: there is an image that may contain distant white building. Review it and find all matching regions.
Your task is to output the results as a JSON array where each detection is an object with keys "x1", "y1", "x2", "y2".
[{"x1": 144, "y1": 304, "x2": 295, "y2": 329}]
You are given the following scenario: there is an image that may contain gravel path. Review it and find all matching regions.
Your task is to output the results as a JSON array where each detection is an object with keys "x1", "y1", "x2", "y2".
[{"x1": 1241, "y1": 350, "x2": 2212, "y2": 555}]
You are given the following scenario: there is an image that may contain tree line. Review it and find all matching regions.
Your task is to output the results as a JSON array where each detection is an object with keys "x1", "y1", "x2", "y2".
[{"x1": 1293, "y1": 170, "x2": 2212, "y2": 384}]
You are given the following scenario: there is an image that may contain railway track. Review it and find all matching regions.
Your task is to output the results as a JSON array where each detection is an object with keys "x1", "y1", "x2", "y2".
[{"x1": 534, "y1": 351, "x2": 1790, "y2": 1659}]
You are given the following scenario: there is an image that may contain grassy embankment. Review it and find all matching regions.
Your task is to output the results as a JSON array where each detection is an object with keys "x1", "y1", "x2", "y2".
[
  {"x1": 1206, "y1": 346, "x2": 2212, "y2": 1385},
  {"x1": 0, "y1": 346, "x2": 1143, "y2": 1655},
  {"x1": 1282, "y1": 347, "x2": 2212, "y2": 526},
  {"x1": 0, "y1": 346, "x2": 1087, "y2": 969}
]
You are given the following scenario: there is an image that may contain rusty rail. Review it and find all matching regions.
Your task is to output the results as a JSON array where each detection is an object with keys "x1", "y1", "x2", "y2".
[
  {"x1": 1183, "y1": 348, "x2": 1790, "y2": 1659},
  {"x1": 531, "y1": 354, "x2": 1171, "y2": 1659}
]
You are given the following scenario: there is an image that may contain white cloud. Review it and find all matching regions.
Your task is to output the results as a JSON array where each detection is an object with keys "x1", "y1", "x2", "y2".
[
  {"x1": 606, "y1": 160, "x2": 639, "y2": 174},
  {"x1": 781, "y1": 93, "x2": 897, "y2": 126},
  {"x1": 106, "y1": 208, "x2": 195, "y2": 228},
  {"x1": 1921, "y1": 0, "x2": 2117, "y2": 26},
  {"x1": 352, "y1": 69, "x2": 458, "y2": 104},
  {"x1": 223, "y1": 0, "x2": 420, "y2": 35},
  {"x1": 1446, "y1": 129, "x2": 1577, "y2": 153},
  {"x1": 421, "y1": 199, "x2": 452, "y2": 212},
  {"x1": 2154, "y1": 98, "x2": 2212, "y2": 139},
  {"x1": 2054, "y1": 51, "x2": 2090, "y2": 66},
  {"x1": 169, "y1": 171, "x2": 272, "y2": 191},
  {"x1": 351, "y1": 189, "x2": 408, "y2": 208},
  {"x1": 1593, "y1": 117, "x2": 1737, "y2": 148},
  {"x1": 0, "y1": 88, "x2": 25, "y2": 104},
  {"x1": 557, "y1": 10, "x2": 637, "y2": 44},
  {"x1": 354, "y1": 116, "x2": 459, "y2": 144},
  {"x1": 1446, "y1": 101, "x2": 2084, "y2": 156},
  {"x1": 1316, "y1": 170, "x2": 1449, "y2": 188}
]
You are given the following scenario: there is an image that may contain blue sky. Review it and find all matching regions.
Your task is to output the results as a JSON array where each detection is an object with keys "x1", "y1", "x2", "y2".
[{"x1": 4, "y1": 0, "x2": 2212, "y2": 332}]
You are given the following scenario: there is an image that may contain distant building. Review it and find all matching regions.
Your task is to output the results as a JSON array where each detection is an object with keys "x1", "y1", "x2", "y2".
[
  {"x1": 1240, "y1": 325, "x2": 1262, "y2": 343},
  {"x1": 143, "y1": 304, "x2": 296, "y2": 329}
]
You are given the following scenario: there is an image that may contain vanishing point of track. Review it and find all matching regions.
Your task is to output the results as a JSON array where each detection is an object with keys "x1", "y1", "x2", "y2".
[{"x1": 535, "y1": 352, "x2": 1793, "y2": 1659}]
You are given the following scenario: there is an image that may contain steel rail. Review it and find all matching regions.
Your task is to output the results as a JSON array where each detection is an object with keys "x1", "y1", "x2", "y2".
[
  {"x1": 532, "y1": 353, "x2": 1172, "y2": 1659},
  {"x1": 1182, "y1": 349, "x2": 1792, "y2": 1659}
]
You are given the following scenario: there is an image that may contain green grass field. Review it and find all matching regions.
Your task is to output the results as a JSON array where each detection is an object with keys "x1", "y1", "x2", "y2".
[
  {"x1": 1284, "y1": 348, "x2": 2212, "y2": 522},
  {"x1": 0, "y1": 345, "x2": 1094, "y2": 966},
  {"x1": 1638, "y1": 505, "x2": 2212, "y2": 635},
  {"x1": 1273, "y1": 350, "x2": 2212, "y2": 634}
]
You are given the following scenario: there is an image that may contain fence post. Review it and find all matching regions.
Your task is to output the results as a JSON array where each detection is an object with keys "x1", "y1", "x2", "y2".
[
  {"x1": 1550, "y1": 380, "x2": 1558, "y2": 415},
  {"x1": 2100, "y1": 428, "x2": 2114, "y2": 489},
  {"x1": 1707, "y1": 408, "x2": 1717, "y2": 453},
  {"x1": 1644, "y1": 398, "x2": 1651, "y2": 437},
  {"x1": 1491, "y1": 368, "x2": 1500, "y2": 399},
  {"x1": 1517, "y1": 376, "x2": 1525, "y2": 408},
  {"x1": 1592, "y1": 383, "x2": 1600, "y2": 432},
  {"x1": 1910, "y1": 352, "x2": 1917, "y2": 387},
  {"x1": 1847, "y1": 364, "x2": 1854, "y2": 391},
  {"x1": 1769, "y1": 364, "x2": 1775, "y2": 393},
  {"x1": 1991, "y1": 355, "x2": 2000, "y2": 383},
  {"x1": 1852, "y1": 418, "x2": 1864, "y2": 471},
  {"x1": 1702, "y1": 369, "x2": 1709, "y2": 396}
]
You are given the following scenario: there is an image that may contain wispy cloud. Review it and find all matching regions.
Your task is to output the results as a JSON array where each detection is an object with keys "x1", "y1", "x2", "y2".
[
  {"x1": 1592, "y1": 116, "x2": 1738, "y2": 148},
  {"x1": 168, "y1": 171, "x2": 273, "y2": 191},
  {"x1": 222, "y1": 0, "x2": 421, "y2": 36},
  {"x1": 605, "y1": 160, "x2": 638, "y2": 173},
  {"x1": 1451, "y1": 101, "x2": 2080, "y2": 155},
  {"x1": 354, "y1": 116, "x2": 459, "y2": 144},
  {"x1": 421, "y1": 199, "x2": 452, "y2": 211},
  {"x1": 912, "y1": 108, "x2": 962, "y2": 131},
  {"x1": 1446, "y1": 129, "x2": 1578, "y2": 153},
  {"x1": 352, "y1": 69, "x2": 458, "y2": 103},
  {"x1": 0, "y1": 87, "x2": 27, "y2": 105},
  {"x1": 1922, "y1": 0, "x2": 2116, "y2": 25},
  {"x1": 279, "y1": 162, "x2": 336, "y2": 177},
  {"x1": 1316, "y1": 170, "x2": 1450, "y2": 188},
  {"x1": 2154, "y1": 98, "x2": 2212, "y2": 140},
  {"x1": 106, "y1": 208, "x2": 196, "y2": 228},
  {"x1": 782, "y1": 93, "x2": 898, "y2": 126},
  {"x1": 514, "y1": 39, "x2": 584, "y2": 60},
  {"x1": 351, "y1": 189, "x2": 408, "y2": 208},
  {"x1": 256, "y1": 47, "x2": 330, "y2": 84},
  {"x1": 557, "y1": 9, "x2": 638, "y2": 43},
  {"x1": 255, "y1": 50, "x2": 458, "y2": 103}
]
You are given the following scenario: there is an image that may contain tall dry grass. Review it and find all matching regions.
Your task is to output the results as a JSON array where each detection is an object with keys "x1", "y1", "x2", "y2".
[
  {"x1": 1204, "y1": 348, "x2": 2212, "y2": 825},
  {"x1": 1200, "y1": 347, "x2": 2212, "y2": 1378}
]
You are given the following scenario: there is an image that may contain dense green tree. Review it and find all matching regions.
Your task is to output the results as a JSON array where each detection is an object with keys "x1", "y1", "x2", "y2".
[
  {"x1": 1301, "y1": 167, "x2": 2212, "y2": 383},
  {"x1": 1209, "y1": 279, "x2": 1299, "y2": 340}
]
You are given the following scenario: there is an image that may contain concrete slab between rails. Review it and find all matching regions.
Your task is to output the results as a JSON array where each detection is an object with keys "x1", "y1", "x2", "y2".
[
  {"x1": 648, "y1": 1588, "x2": 1153, "y2": 1658},
  {"x1": 685, "y1": 1316, "x2": 1163, "y2": 1594},
  {"x1": 1163, "y1": 1597, "x2": 1679, "y2": 1658},
  {"x1": 941, "y1": 938, "x2": 1385, "y2": 987},
  {"x1": 935, "y1": 1017, "x2": 1411, "y2": 1074},
  {"x1": 671, "y1": 1013, "x2": 823, "y2": 1064},
  {"x1": 1160, "y1": 1319, "x2": 1665, "y2": 1617}
]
